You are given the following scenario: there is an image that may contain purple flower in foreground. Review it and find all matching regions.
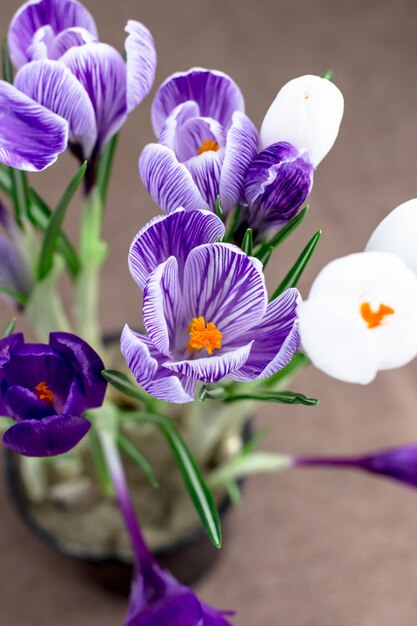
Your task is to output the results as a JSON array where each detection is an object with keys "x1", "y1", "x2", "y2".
[
  {"x1": 0, "y1": 79, "x2": 68, "y2": 170},
  {"x1": 295, "y1": 444, "x2": 417, "y2": 490},
  {"x1": 243, "y1": 141, "x2": 314, "y2": 235},
  {"x1": 12, "y1": 2, "x2": 156, "y2": 160},
  {"x1": 140, "y1": 68, "x2": 258, "y2": 214},
  {"x1": 122, "y1": 209, "x2": 300, "y2": 403},
  {"x1": 0, "y1": 332, "x2": 106, "y2": 456}
]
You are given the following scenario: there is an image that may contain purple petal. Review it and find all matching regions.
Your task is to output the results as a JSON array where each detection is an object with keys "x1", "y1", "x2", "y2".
[
  {"x1": 121, "y1": 325, "x2": 196, "y2": 403},
  {"x1": 0, "y1": 235, "x2": 31, "y2": 299},
  {"x1": 185, "y1": 150, "x2": 223, "y2": 211},
  {"x1": 49, "y1": 332, "x2": 106, "y2": 410},
  {"x1": 152, "y1": 68, "x2": 245, "y2": 137},
  {"x1": 0, "y1": 333, "x2": 25, "y2": 415},
  {"x1": 220, "y1": 112, "x2": 259, "y2": 213},
  {"x1": 128, "y1": 208, "x2": 225, "y2": 290},
  {"x1": 143, "y1": 258, "x2": 181, "y2": 358},
  {"x1": 8, "y1": 0, "x2": 98, "y2": 68},
  {"x1": 3, "y1": 413, "x2": 91, "y2": 456},
  {"x1": 27, "y1": 25, "x2": 98, "y2": 62},
  {"x1": 229, "y1": 288, "x2": 301, "y2": 382},
  {"x1": 170, "y1": 115, "x2": 225, "y2": 163},
  {"x1": 4, "y1": 385, "x2": 56, "y2": 421},
  {"x1": 126, "y1": 591, "x2": 203, "y2": 626},
  {"x1": 15, "y1": 59, "x2": 97, "y2": 159},
  {"x1": 158, "y1": 102, "x2": 199, "y2": 151},
  {"x1": 182, "y1": 243, "x2": 267, "y2": 343},
  {"x1": 125, "y1": 20, "x2": 157, "y2": 113},
  {"x1": 0, "y1": 80, "x2": 68, "y2": 171},
  {"x1": 61, "y1": 42, "x2": 127, "y2": 152},
  {"x1": 139, "y1": 144, "x2": 207, "y2": 213}
]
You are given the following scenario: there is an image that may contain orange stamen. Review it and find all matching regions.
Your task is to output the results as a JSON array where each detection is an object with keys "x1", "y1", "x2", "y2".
[
  {"x1": 197, "y1": 139, "x2": 220, "y2": 156},
  {"x1": 35, "y1": 381, "x2": 55, "y2": 405},
  {"x1": 360, "y1": 302, "x2": 395, "y2": 329},
  {"x1": 187, "y1": 316, "x2": 222, "y2": 355}
]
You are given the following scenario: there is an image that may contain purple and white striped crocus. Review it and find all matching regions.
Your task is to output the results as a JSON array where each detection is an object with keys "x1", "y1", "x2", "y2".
[
  {"x1": 121, "y1": 209, "x2": 301, "y2": 403},
  {"x1": 140, "y1": 68, "x2": 258, "y2": 214},
  {"x1": 0, "y1": 332, "x2": 107, "y2": 456},
  {"x1": 10, "y1": 0, "x2": 157, "y2": 160}
]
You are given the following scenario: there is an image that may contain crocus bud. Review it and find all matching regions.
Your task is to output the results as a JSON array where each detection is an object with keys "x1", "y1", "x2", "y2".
[
  {"x1": 366, "y1": 198, "x2": 417, "y2": 275},
  {"x1": 260, "y1": 75, "x2": 344, "y2": 167},
  {"x1": 244, "y1": 141, "x2": 314, "y2": 232}
]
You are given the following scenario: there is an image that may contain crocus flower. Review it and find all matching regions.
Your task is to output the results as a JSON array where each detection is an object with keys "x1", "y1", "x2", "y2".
[
  {"x1": 366, "y1": 198, "x2": 417, "y2": 275},
  {"x1": 298, "y1": 251, "x2": 417, "y2": 384},
  {"x1": 294, "y1": 444, "x2": 417, "y2": 491},
  {"x1": 0, "y1": 202, "x2": 32, "y2": 305},
  {"x1": 260, "y1": 74, "x2": 344, "y2": 167},
  {"x1": 0, "y1": 332, "x2": 106, "y2": 456},
  {"x1": 242, "y1": 141, "x2": 314, "y2": 235},
  {"x1": 122, "y1": 208, "x2": 300, "y2": 403},
  {"x1": 12, "y1": 7, "x2": 156, "y2": 160},
  {"x1": 0, "y1": 79, "x2": 68, "y2": 170},
  {"x1": 140, "y1": 68, "x2": 258, "y2": 214}
]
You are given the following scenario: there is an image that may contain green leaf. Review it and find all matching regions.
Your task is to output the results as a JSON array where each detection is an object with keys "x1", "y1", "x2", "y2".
[
  {"x1": 256, "y1": 205, "x2": 309, "y2": 260},
  {"x1": 102, "y1": 369, "x2": 151, "y2": 404},
  {"x1": 0, "y1": 284, "x2": 28, "y2": 306},
  {"x1": 2, "y1": 317, "x2": 16, "y2": 337},
  {"x1": 0, "y1": 165, "x2": 12, "y2": 195},
  {"x1": 258, "y1": 245, "x2": 273, "y2": 268},
  {"x1": 118, "y1": 433, "x2": 159, "y2": 488},
  {"x1": 323, "y1": 69, "x2": 333, "y2": 81},
  {"x1": 241, "y1": 228, "x2": 253, "y2": 255},
  {"x1": 224, "y1": 390, "x2": 319, "y2": 406},
  {"x1": 226, "y1": 481, "x2": 241, "y2": 504},
  {"x1": 209, "y1": 451, "x2": 291, "y2": 487},
  {"x1": 37, "y1": 161, "x2": 87, "y2": 280},
  {"x1": 96, "y1": 132, "x2": 119, "y2": 206},
  {"x1": 2, "y1": 38, "x2": 13, "y2": 83},
  {"x1": 29, "y1": 188, "x2": 80, "y2": 278},
  {"x1": 241, "y1": 426, "x2": 269, "y2": 456},
  {"x1": 270, "y1": 229, "x2": 321, "y2": 300},
  {"x1": 215, "y1": 196, "x2": 223, "y2": 220},
  {"x1": 224, "y1": 205, "x2": 241, "y2": 242},
  {"x1": 88, "y1": 428, "x2": 114, "y2": 497}
]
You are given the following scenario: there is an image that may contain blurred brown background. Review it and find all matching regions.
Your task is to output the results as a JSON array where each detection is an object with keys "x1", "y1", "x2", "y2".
[{"x1": 1, "y1": 0, "x2": 417, "y2": 624}]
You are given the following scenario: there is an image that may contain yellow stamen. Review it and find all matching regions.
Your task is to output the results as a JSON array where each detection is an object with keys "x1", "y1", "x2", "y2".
[
  {"x1": 35, "y1": 381, "x2": 55, "y2": 405},
  {"x1": 197, "y1": 139, "x2": 220, "y2": 156},
  {"x1": 360, "y1": 302, "x2": 395, "y2": 329},
  {"x1": 187, "y1": 316, "x2": 222, "y2": 355}
]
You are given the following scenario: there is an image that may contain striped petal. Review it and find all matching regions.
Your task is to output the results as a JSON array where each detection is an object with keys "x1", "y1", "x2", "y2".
[
  {"x1": 27, "y1": 26, "x2": 98, "y2": 62},
  {"x1": 186, "y1": 150, "x2": 223, "y2": 210},
  {"x1": 128, "y1": 208, "x2": 225, "y2": 290},
  {"x1": 125, "y1": 20, "x2": 157, "y2": 113}
]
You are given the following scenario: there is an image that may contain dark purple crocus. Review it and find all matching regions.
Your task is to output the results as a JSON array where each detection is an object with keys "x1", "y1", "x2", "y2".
[
  {"x1": 243, "y1": 141, "x2": 314, "y2": 234},
  {"x1": 294, "y1": 444, "x2": 417, "y2": 490},
  {"x1": 11, "y1": 0, "x2": 156, "y2": 160},
  {"x1": 122, "y1": 208, "x2": 300, "y2": 403},
  {"x1": 140, "y1": 68, "x2": 258, "y2": 214},
  {"x1": 99, "y1": 430, "x2": 234, "y2": 626},
  {"x1": 0, "y1": 332, "x2": 106, "y2": 456}
]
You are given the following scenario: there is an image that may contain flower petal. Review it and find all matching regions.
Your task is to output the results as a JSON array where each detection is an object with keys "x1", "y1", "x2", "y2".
[
  {"x1": 3, "y1": 413, "x2": 91, "y2": 456},
  {"x1": 8, "y1": 0, "x2": 98, "y2": 68},
  {"x1": 182, "y1": 243, "x2": 267, "y2": 343},
  {"x1": 143, "y1": 258, "x2": 181, "y2": 357},
  {"x1": 126, "y1": 591, "x2": 203, "y2": 626},
  {"x1": 28, "y1": 26, "x2": 98, "y2": 62},
  {"x1": 125, "y1": 20, "x2": 157, "y2": 113},
  {"x1": 174, "y1": 116, "x2": 225, "y2": 163},
  {"x1": 0, "y1": 80, "x2": 68, "y2": 171},
  {"x1": 220, "y1": 112, "x2": 259, "y2": 213},
  {"x1": 128, "y1": 208, "x2": 225, "y2": 290},
  {"x1": 260, "y1": 75, "x2": 344, "y2": 167},
  {"x1": 4, "y1": 385, "x2": 56, "y2": 420},
  {"x1": 185, "y1": 150, "x2": 223, "y2": 210},
  {"x1": 15, "y1": 59, "x2": 97, "y2": 159},
  {"x1": 0, "y1": 333, "x2": 25, "y2": 415},
  {"x1": 49, "y1": 332, "x2": 107, "y2": 410},
  {"x1": 61, "y1": 42, "x2": 127, "y2": 152},
  {"x1": 366, "y1": 198, "x2": 417, "y2": 275},
  {"x1": 121, "y1": 325, "x2": 195, "y2": 403},
  {"x1": 229, "y1": 288, "x2": 301, "y2": 381},
  {"x1": 152, "y1": 67, "x2": 245, "y2": 137},
  {"x1": 139, "y1": 144, "x2": 207, "y2": 213}
]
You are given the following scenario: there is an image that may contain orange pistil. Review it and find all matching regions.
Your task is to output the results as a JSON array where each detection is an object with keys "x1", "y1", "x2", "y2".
[
  {"x1": 360, "y1": 302, "x2": 395, "y2": 329},
  {"x1": 197, "y1": 139, "x2": 220, "y2": 156},
  {"x1": 187, "y1": 316, "x2": 223, "y2": 355},
  {"x1": 35, "y1": 381, "x2": 55, "y2": 405}
]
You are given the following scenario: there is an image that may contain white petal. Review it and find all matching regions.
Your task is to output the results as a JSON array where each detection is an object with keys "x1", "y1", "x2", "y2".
[
  {"x1": 366, "y1": 198, "x2": 417, "y2": 274},
  {"x1": 260, "y1": 75, "x2": 344, "y2": 167}
]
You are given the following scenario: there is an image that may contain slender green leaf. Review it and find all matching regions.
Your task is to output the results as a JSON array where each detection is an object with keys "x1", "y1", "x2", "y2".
[
  {"x1": 256, "y1": 205, "x2": 309, "y2": 259},
  {"x1": 209, "y1": 452, "x2": 291, "y2": 487},
  {"x1": 258, "y1": 245, "x2": 273, "y2": 268},
  {"x1": 38, "y1": 161, "x2": 87, "y2": 280},
  {"x1": 88, "y1": 428, "x2": 114, "y2": 497},
  {"x1": 226, "y1": 481, "x2": 241, "y2": 504},
  {"x1": 263, "y1": 352, "x2": 310, "y2": 388},
  {"x1": 323, "y1": 69, "x2": 333, "y2": 81},
  {"x1": 241, "y1": 426, "x2": 269, "y2": 456},
  {"x1": 118, "y1": 433, "x2": 159, "y2": 488},
  {"x1": 225, "y1": 205, "x2": 241, "y2": 242},
  {"x1": 0, "y1": 284, "x2": 28, "y2": 306},
  {"x1": 271, "y1": 230, "x2": 321, "y2": 300},
  {"x1": 96, "y1": 132, "x2": 119, "y2": 206},
  {"x1": 241, "y1": 228, "x2": 253, "y2": 255},
  {"x1": 0, "y1": 165, "x2": 12, "y2": 195},
  {"x1": 215, "y1": 196, "x2": 223, "y2": 220},
  {"x1": 224, "y1": 390, "x2": 318, "y2": 406},
  {"x1": 29, "y1": 188, "x2": 80, "y2": 278},
  {"x1": 102, "y1": 369, "x2": 151, "y2": 404},
  {"x1": 2, "y1": 317, "x2": 16, "y2": 337}
]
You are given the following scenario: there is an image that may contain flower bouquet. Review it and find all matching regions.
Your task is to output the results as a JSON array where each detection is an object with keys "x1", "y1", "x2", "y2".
[{"x1": 2, "y1": 0, "x2": 417, "y2": 623}]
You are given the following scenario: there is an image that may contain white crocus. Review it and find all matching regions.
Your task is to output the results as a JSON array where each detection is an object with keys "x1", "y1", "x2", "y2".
[
  {"x1": 366, "y1": 198, "x2": 417, "y2": 274},
  {"x1": 298, "y1": 251, "x2": 417, "y2": 384},
  {"x1": 260, "y1": 75, "x2": 344, "y2": 167}
]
